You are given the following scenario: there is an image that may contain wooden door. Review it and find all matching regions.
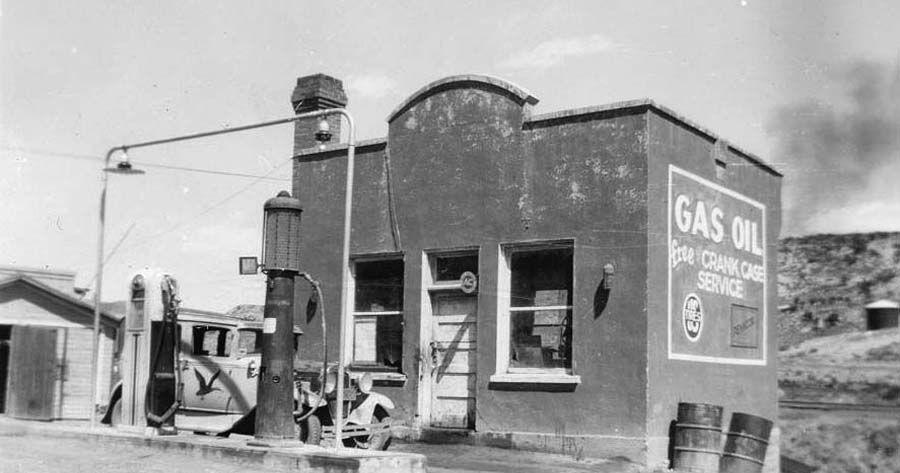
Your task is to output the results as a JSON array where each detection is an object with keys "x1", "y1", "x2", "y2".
[
  {"x1": 7, "y1": 326, "x2": 58, "y2": 420},
  {"x1": 430, "y1": 293, "x2": 477, "y2": 429}
]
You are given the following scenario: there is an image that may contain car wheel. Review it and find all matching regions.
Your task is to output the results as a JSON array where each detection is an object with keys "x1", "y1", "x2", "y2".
[
  {"x1": 353, "y1": 411, "x2": 391, "y2": 450},
  {"x1": 109, "y1": 400, "x2": 122, "y2": 427},
  {"x1": 298, "y1": 414, "x2": 322, "y2": 446}
]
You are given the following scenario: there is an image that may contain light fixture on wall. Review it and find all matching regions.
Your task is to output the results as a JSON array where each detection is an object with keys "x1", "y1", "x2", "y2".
[{"x1": 603, "y1": 263, "x2": 615, "y2": 290}]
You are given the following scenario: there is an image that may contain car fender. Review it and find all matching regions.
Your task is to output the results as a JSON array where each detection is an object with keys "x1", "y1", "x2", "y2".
[
  {"x1": 101, "y1": 380, "x2": 124, "y2": 424},
  {"x1": 300, "y1": 390, "x2": 328, "y2": 409},
  {"x1": 346, "y1": 391, "x2": 393, "y2": 425}
]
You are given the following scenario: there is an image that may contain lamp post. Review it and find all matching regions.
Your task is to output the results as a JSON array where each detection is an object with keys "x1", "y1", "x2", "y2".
[
  {"x1": 89, "y1": 151, "x2": 145, "y2": 429},
  {"x1": 88, "y1": 109, "x2": 355, "y2": 435}
]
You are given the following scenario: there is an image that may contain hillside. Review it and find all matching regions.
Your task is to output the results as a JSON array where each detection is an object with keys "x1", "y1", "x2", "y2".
[
  {"x1": 778, "y1": 328, "x2": 900, "y2": 473},
  {"x1": 778, "y1": 232, "x2": 900, "y2": 348},
  {"x1": 779, "y1": 327, "x2": 900, "y2": 405}
]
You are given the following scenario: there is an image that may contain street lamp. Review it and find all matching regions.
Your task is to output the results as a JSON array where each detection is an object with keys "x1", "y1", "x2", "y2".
[
  {"x1": 89, "y1": 150, "x2": 145, "y2": 429},
  {"x1": 88, "y1": 109, "x2": 356, "y2": 437}
]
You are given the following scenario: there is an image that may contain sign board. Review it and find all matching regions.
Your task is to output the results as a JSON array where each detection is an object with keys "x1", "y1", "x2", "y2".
[{"x1": 667, "y1": 165, "x2": 766, "y2": 365}]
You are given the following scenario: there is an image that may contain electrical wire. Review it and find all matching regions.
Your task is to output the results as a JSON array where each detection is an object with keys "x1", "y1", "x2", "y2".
[
  {"x1": 110, "y1": 155, "x2": 294, "y2": 255},
  {"x1": 2, "y1": 146, "x2": 290, "y2": 182}
]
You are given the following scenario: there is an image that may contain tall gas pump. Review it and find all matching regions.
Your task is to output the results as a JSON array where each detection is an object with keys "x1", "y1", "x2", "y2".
[{"x1": 119, "y1": 270, "x2": 181, "y2": 435}]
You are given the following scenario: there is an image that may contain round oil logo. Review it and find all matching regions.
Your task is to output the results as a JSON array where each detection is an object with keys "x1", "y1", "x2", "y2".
[{"x1": 682, "y1": 293, "x2": 703, "y2": 342}]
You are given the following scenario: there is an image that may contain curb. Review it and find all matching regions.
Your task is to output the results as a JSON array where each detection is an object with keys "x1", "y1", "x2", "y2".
[{"x1": 0, "y1": 419, "x2": 426, "y2": 473}]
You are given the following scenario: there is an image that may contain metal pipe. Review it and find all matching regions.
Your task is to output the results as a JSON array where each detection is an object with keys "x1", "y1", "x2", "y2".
[
  {"x1": 88, "y1": 148, "x2": 115, "y2": 429},
  {"x1": 333, "y1": 110, "x2": 355, "y2": 449},
  {"x1": 89, "y1": 108, "x2": 353, "y2": 430}
]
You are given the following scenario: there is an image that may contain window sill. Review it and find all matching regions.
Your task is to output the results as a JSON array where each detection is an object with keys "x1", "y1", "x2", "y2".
[
  {"x1": 348, "y1": 365, "x2": 408, "y2": 385},
  {"x1": 488, "y1": 373, "x2": 581, "y2": 384}
]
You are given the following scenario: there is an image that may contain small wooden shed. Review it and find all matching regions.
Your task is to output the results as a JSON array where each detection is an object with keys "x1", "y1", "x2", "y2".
[{"x1": 0, "y1": 267, "x2": 119, "y2": 420}]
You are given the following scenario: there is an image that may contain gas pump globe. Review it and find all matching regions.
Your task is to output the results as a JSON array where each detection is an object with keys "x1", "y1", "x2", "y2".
[{"x1": 119, "y1": 270, "x2": 180, "y2": 434}]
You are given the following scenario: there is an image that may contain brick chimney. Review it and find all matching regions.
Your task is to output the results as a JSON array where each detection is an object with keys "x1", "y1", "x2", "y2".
[{"x1": 291, "y1": 74, "x2": 348, "y2": 153}]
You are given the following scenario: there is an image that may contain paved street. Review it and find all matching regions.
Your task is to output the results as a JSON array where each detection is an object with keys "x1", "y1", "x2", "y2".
[
  {"x1": 0, "y1": 429, "x2": 639, "y2": 473},
  {"x1": 0, "y1": 434, "x2": 253, "y2": 473},
  {"x1": 392, "y1": 441, "x2": 639, "y2": 473}
]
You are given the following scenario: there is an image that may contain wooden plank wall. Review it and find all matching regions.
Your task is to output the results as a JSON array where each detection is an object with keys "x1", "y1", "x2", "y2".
[{"x1": 0, "y1": 286, "x2": 116, "y2": 420}]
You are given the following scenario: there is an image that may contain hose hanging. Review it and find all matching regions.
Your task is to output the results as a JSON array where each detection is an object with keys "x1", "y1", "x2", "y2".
[
  {"x1": 145, "y1": 275, "x2": 181, "y2": 425},
  {"x1": 294, "y1": 272, "x2": 327, "y2": 423}
]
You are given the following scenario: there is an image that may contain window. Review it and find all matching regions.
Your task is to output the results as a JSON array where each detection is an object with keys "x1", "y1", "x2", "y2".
[
  {"x1": 127, "y1": 275, "x2": 145, "y2": 332},
  {"x1": 192, "y1": 325, "x2": 233, "y2": 357},
  {"x1": 493, "y1": 241, "x2": 579, "y2": 383},
  {"x1": 352, "y1": 258, "x2": 404, "y2": 371},
  {"x1": 435, "y1": 254, "x2": 478, "y2": 283},
  {"x1": 237, "y1": 329, "x2": 262, "y2": 355}
]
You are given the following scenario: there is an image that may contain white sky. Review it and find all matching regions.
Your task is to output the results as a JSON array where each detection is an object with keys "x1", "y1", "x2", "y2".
[{"x1": 2, "y1": 1, "x2": 899, "y2": 311}]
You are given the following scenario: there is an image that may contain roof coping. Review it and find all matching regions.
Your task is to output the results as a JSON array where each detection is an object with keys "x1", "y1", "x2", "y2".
[
  {"x1": 293, "y1": 137, "x2": 387, "y2": 158},
  {"x1": 526, "y1": 98, "x2": 781, "y2": 177},
  {"x1": 387, "y1": 74, "x2": 539, "y2": 123}
]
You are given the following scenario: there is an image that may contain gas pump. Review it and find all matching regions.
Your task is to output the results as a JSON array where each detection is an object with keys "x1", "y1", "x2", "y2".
[{"x1": 119, "y1": 270, "x2": 181, "y2": 435}]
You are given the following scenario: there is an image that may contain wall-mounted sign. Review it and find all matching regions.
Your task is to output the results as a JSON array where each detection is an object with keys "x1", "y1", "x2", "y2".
[{"x1": 667, "y1": 165, "x2": 766, "y2": 365}]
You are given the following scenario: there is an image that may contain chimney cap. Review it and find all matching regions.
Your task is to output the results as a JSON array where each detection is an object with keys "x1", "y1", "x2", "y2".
[{"x1": 291, "y1": 73, "x2": 348, "y2": 112}]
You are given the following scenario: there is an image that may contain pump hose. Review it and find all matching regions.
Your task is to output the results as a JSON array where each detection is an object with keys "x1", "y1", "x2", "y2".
[
  {"x1": 145, "y1": 280, "x2": 181, "y2": 426},
  {"x1": 293, "y1": 272, "x2": 327, "y2": 424}
]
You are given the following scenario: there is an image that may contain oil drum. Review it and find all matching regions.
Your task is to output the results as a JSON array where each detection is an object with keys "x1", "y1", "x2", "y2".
[
  {"x1": 672, "y1": 402, "x2": 723, "y2": 473},
  {"x1": 720, "y1": 412, "x2": 773, "y2": 473}
]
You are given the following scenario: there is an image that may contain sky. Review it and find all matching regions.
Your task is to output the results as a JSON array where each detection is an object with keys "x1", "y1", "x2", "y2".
[{"x1": 2, "y1": 1, "x2": 899, "y2": 311}]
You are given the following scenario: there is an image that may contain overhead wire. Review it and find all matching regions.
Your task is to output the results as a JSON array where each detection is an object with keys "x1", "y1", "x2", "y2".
[
  {"x1": 7, "y1": 145, "x2": 297, "y2": 282},
  {"x1": 110, "y1": 154, "x2": 294, "y2": 255},
  {"x1": 2, "y1": 146, "x2": 291, "y2": 182}
]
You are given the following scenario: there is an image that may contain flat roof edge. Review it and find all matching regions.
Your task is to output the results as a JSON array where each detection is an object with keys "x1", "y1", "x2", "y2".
[
  {"x1": 526, "y1": 99, "x2": 782, "y2": 178},
  {"x1": 294, "y1": 137, "x2": 387, "y2": 158}
]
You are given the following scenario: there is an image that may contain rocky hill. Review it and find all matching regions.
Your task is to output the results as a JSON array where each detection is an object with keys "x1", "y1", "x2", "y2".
[{"x1": 778, "y1": 232, "x2": 900, "y2": 349}]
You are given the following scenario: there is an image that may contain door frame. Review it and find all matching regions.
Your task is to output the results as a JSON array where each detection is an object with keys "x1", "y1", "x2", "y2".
[{"x1": 416, "y1": 248, "x2": 479, "y2": 430}]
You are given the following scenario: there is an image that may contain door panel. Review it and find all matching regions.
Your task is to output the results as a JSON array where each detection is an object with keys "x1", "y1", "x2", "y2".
[
  {"x1": 430, "y1": 293, "x2": 477, "y2": 429},
  {"x1": 181, "y1": 357, "x2": 231, "y2": 412},
  {"x1": 7, "y1": 326, "x2": 57, "y2": 420}
]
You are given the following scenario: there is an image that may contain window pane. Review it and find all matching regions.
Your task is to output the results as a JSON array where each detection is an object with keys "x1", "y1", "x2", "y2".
[
  {"x1": 510, "y1": 247, "x2": 573, "y2": 308},
  {"x1": 353, "y1": 315, "x2": 377, "y2": 363},
  {"x1": 354, "y1": 260, "x2": 403, "y2": 312},
  {"x1": 128, "y1": 293, "x2": 145, "y2": 331},
  {"x1": 238, "y1": 329, "x2": 262, "y2": 354},
  {"x1": 377, "y1": 313, "x2": 403, "y2": 369},
  {"x1": 193, "y1": 326, "x2": 232, "y2": 357},
  {"x1": 435, "y1": 254, "x2": 478, "y2": 282},
  {"x1": 509, "y1": 309, "x2": 572, "y2": 369}
]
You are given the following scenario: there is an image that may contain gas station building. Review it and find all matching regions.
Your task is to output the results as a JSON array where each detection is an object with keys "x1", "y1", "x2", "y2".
[{"x1": 290, "y1": 74, "x2": 782, "y2": 467}]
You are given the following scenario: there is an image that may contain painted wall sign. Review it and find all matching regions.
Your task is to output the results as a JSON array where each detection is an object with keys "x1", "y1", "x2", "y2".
[{"x1": 667, "y1": 165, "x2": 767, "y2": 365}]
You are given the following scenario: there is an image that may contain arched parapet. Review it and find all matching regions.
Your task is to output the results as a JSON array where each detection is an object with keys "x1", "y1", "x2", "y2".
[{"x1": 386, "y1": 74, "x2": 539, "y2": 123}]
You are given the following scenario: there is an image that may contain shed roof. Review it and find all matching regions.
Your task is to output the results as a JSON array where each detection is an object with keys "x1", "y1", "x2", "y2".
[{"x1": 0, "y1": 274, "x2": 121, "y2": 326}]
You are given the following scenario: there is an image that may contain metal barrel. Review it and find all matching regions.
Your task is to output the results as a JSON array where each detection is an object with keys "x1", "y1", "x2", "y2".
[
  {"x1": 720, "y1": 412, "x2": 773, "y2": 473},
  {"x1": 672, "y1": 402, "x2": 724, "y2": 473}
]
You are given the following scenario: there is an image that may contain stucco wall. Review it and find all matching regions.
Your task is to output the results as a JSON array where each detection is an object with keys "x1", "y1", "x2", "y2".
[
  {"x1": 293, "y1": 82, "x2": 652, "y2": 461},
  {"x1": 644, "y1": 110, "x2": 781, "y2": 468},
  {"x1": 289, "y1": 76, "x2": 780, "y2": 465}
]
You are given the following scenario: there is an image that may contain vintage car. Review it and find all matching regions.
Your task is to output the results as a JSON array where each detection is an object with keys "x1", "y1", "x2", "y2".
[
  {"x1": 295, "y1": 363, "x2": 393, "y2": 449},
  {"x1": 102, "y1": 309, "x2": 394, "y2": 449}
]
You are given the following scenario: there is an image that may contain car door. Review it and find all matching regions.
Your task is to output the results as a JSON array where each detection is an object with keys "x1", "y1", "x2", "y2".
[
  {"x1": 180, "y1": 323, "x2": 233, "y2": 413},
  {"x1": 226, "y1": 328, "x2": 261, "y2": 415}
]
